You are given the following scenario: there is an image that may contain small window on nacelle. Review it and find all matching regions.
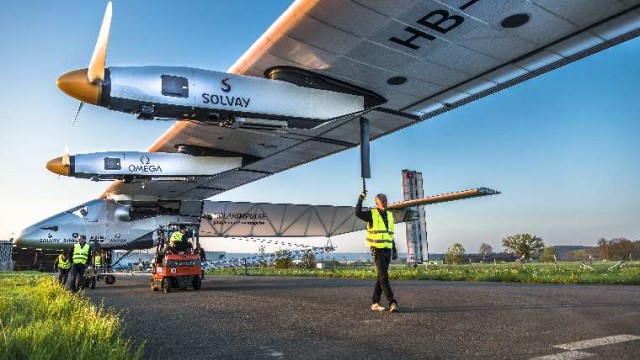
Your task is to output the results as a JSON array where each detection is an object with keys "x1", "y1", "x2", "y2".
[
  {"x1": 104, "y1": 157, "x2": 121, "y2": 170},
  {"x1": 161, "y1": 75, "x2": 189, "y2": 98}
]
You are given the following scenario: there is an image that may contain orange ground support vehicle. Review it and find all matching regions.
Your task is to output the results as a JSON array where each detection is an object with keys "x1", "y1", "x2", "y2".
[{"x1": 150, "y1": 223, "x2": 203, "y2": 293}]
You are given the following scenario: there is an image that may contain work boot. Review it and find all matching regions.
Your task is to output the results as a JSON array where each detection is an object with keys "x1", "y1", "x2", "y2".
[
  {"x1": 389, "y1": 302, "x2": 399, "y2": 313},
  {"x1": 371, "y1": 303, "x2": 386, "y2": 311}
]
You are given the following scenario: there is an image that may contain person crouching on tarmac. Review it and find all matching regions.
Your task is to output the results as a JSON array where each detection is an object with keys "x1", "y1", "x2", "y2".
[
  {"x1": 356, "y1": 191, "x2": 399, "y2": 313},
  {"x1": 67, "y1": 235, "x2": 92, "y2": 292},
  {"x1": 54, "y1": 251, "x2": 72, "y2": 285}
]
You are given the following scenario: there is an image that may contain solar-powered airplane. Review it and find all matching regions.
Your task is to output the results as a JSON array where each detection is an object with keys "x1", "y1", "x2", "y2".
[{"x1": 15, "y1": 1, "x2": 640, "y2": 267}]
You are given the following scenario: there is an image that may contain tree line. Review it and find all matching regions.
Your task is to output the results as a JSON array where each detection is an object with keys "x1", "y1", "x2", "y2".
[
  {"x1": 596, "y1": 238, "x2": 640, "y2": 261},
  {"x1": 444, "y1": 234, "x2": 640, "y2": 264}
]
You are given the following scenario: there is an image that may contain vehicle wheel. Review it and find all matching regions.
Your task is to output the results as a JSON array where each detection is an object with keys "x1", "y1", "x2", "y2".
[
  {"x1": 104, "y1": 275, "x2": 116, "y2": 285},
  {"x1": 90, "y1": 277, "x2": 96, "y2": 289},
  {"x1": 163, "y1": 278, "x2": 172, "y2": 293},
  {"x1": 192, "y1": 276, "x2": 201, "y2": 290}
]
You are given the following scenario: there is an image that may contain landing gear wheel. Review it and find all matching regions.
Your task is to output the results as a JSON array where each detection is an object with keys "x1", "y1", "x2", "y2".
[
  {"x1": 163, "y1": 278, "x2": 172, "y2": 293},
  {"x1": 104, "y1": 275, "x2": 116, "y2": 285},
  {"x1": 192, "y1": 276, "x2": 202, "y2": 290}
]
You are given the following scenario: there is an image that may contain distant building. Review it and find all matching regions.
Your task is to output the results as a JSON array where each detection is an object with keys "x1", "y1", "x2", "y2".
[
  {"x1": 205, "y1": 251, "x2": 226, "y2": 261},
  {"x1": 10, "y1": 244, "x2": 62, "y2": 271}
]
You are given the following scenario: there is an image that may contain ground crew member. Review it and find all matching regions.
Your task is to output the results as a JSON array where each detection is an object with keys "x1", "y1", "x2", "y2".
[
  {"x1": 67, "y1": 235, "x2": 92, "y2": 292},
  {"x1": 94, "y1": 250, "x2": 103, "y2": 269},
  {"x1": 54, "y1": 251, "x2": 72, "y2": 285},
  {"x1": 356, "y1": 191, "x2": 399, "y2": 312},
  {"x1": 197, "y1": 246, "x2": 207, "y2": 280},
  {"x1": 169, "y1": 225, "x2": 188, "y2": 252},
  {"x1": 93, "y1": 250, "x2": 104, "y2": 284}
]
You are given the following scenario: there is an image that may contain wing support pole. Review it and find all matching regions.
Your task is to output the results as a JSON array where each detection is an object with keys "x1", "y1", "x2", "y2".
[{"x1": 359, "y1": 117, "x2": 370, "y2": 193}]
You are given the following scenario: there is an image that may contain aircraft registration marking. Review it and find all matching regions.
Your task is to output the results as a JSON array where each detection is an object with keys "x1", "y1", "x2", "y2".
[{"x1": 389, "y1": 0, "x2": 481, "y2": 51}]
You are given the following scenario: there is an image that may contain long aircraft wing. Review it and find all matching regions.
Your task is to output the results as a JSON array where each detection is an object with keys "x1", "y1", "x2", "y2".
[
  {"x1": 102, "y1": 0, "x2": 640, "y2": 201},
  {"x1": 199, "y1": 188, "x2": 498, "y2": 237}
]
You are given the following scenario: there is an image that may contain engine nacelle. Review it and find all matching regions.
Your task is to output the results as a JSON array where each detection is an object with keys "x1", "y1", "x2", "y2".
[{"x1": 46, "y1": 151, "x2": 242, "y2": 181}]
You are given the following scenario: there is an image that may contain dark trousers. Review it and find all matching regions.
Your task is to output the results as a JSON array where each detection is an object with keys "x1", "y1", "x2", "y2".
[
  {"x1": 57, "y1": 268, "x2": 70, "y2": 285},
  {"x1": 68, "y1": 263, "x2": 87, "y2": 292},
  {"x1": 372, "y1": 248, "x2": 396, "y2": 305}
]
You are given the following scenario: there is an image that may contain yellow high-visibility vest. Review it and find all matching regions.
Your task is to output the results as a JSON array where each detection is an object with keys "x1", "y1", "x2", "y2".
[
  {"x1": 366, "y1": 209, "x2": 394, "y2": 249},
  {"x1": 170, "y1": 231, "x2": 183, "y2": 243},
  {"x1": 94, "y1": 255, "x2": 102, "y2": 267},
  {"x1": 58, "y1": 254, "x2": 71, "y2": 270},
  {"x1": 73, "y1": 243, "x2": 90, "y2": 265}
]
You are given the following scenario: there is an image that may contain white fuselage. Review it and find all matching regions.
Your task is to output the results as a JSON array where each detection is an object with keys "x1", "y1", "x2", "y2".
[{"x1": 13, "y1": 199, "x2": 198, "y2": 250}]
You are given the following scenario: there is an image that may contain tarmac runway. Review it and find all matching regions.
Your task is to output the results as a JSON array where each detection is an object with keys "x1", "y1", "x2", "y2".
[{"x1": 86, "y1": 275, "x2": 640, "y2": 360}]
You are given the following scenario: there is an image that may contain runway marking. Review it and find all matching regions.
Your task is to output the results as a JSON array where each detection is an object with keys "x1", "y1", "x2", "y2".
[
  {"x1": 553, "y1": 335, "x2": 640, "y2": 351},
  {"x1": 529, "y1": 334, "x2": 640, "y2": 359},
  {"x1": 259, "y1": 345, "x2": 284, "y2": 358},
  {"x1": 529, "y1": 351, "x2": 594, "y2": 360}
]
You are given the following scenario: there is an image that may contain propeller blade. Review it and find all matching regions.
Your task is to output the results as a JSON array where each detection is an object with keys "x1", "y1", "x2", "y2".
[
  {"x1": 71, "y1": 102, "x2": 84, "y2": 128},
  {"x1": 62, "y1": 145, "x2": 70, "y2": 167},
  {"x1": 87, "y1": 1, "x2": 112, "y2": 83}
]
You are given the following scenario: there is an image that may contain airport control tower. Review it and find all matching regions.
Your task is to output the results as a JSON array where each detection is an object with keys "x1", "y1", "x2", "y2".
[{"x1": 402, "y1": 170, "x2": 428, "y2": 265}]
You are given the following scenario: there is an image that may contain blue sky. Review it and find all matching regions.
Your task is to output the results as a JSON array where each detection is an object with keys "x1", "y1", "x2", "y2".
[{"x1": 0, "y1": 1, "x2": 638, "y2": 254}]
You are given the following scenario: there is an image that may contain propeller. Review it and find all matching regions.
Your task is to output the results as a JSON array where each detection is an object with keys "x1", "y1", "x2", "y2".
[
  {"x1": 71, "y1": 102, "x2": 84, "y2": 128},
  {"x1": 61, "y1": 145, "x2": 71, "y2": 167},
  {"x1": 88, "y1": 1, "x2": 112, "y2": 83},
  {"x1": 46, "y1": 146, "x2": 71, "y2": 177},
  {"x1": 57, "y1": 1, "x2": 112, "y2": 125}
]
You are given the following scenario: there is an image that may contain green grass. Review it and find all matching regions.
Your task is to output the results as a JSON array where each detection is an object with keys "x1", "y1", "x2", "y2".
[
  {"x1": 0, "y1": 273, "x2": 144, "y2": 360},
  {"x1": 207, "y1": 261, "x2": 640, "y2": 285}
]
